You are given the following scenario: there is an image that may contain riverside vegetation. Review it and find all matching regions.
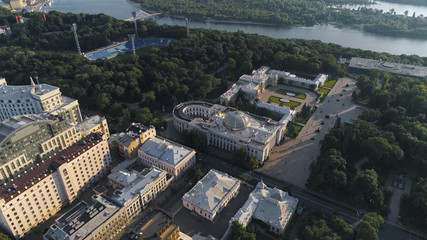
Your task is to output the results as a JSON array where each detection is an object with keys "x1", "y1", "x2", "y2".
[
  {"x1": 132, "y1": 0, "x2": 427, "y2": 39},
  {"x1": 0, "y1": 11, "x2": 425, "y2": 233}
]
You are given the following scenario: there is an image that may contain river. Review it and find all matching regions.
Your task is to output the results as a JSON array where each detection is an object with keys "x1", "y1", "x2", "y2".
[
  {"x1": 340, "y1": 0, "x2": 427, "y2": 16},
  {"x1": 42, "y1": 0, "x2": 427, "y2": 57}
]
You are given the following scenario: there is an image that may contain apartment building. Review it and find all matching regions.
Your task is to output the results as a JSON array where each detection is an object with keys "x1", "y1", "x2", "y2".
[
  {"x1": 0, "y1": 78, "x2": 82, "y2": 124},
  {"x1": 0, "y1": 114, "x2": 80, "y2": 184},
  {"x1": 76, "y1": 115, "x2": 110, "y2": 138},
  {"x1": 0, "y1": 133, "x2": 112, "y2": 238}
]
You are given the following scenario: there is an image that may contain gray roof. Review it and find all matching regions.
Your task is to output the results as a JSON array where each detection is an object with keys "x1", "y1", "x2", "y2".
[
  {"x1": 76, "y1": 115, "x2": 104, "y2": 133},
  {"x1": 110, "y1": 167, "x2": 166, "y2": 206},
  {"x1": 182, "y1": 169, "x2": 240, "y2": 214},
  {"x1": 223, "y1": 111, "x2": 251, "y2": 131},
  {"x1": 0, "y1": 83, "x2": 59, "y2": 100},
  {"x1": 139, "y1": 137, "x2": 194, "y2": 166}
]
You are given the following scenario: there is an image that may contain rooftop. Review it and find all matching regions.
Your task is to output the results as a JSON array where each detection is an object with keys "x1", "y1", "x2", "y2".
[
  {"x1": 182, "y1": 169, "x2": 240, "y2": 214},
  {"x1": 0, "y1": 114, "x2": 54, "y2": 144},
  {"x1": 75, "y1": 115, "x2": 105, "y2": 133},
  {"x1": 0, "y1": 83, "x2": 59, "y2": 100},
  {"x1": 126, "y1": 122, "x2": 154, "y2": 137},
  {"x1": 110, "y1": 167, "x2": 166, "y2": 206},
  {"x1": 348, "y1": 57, "x2": 427, "y2": 78},
  {"x1": 139, "y1": 136, "x2": 194, "y2": 166},
  {"x1": 230, "y1": 181, "x2": 298, "y2": 231},
  {"x1": 44, "y1": 195, "x2": 121, "y2": 240},
  {"x1": 175, "y1": 102, "x2": 284, "y2": 147},
  {"x1": 0, "y1": 132, "x2": 104, "y2": 203},
  {"x1": 139, "y1": 211, "x2": 178, "y2": 240}
]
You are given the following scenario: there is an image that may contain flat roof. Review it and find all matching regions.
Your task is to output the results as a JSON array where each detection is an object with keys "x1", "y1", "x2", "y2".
[
  {"x1": 75, "y1": 115, "x2": 104, "y2": 133},
  {"x1": 182, "y1": 169, "x2": 240, "y2": 214},
  {"x1": 139, "y1": 136, "x2": 195, "y2": 166},
  {"x1": 348, "y1": 57, "x2": 427, "y2": 78}
]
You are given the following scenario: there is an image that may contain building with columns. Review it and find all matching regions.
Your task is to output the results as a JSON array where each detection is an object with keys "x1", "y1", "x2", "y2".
[
  {"x1": 173, "y1": 101, "x2": 286, "y2": 164},
  {"x1": 0, "y1": 78, "x2": 82, "y2": 124}
]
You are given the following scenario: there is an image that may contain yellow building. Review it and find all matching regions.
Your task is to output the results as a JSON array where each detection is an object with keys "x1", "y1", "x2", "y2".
[{"x1": 0, "y1": 133, "x2": 112, "y2": 238}]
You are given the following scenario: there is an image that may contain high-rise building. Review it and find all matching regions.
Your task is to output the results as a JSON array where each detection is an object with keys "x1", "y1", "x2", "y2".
[
  {"x1": 0, "y1": 114, "x2": 81, "y2": 184},
  {"x1": 0, "y1": 133, "x2": 112, "y2": 238},
  {"x1": 0, "y1": 78, "x2": 82, "y2": 124}
]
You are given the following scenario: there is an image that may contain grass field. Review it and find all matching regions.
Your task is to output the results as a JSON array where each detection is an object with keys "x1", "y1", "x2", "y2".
[
  {"x1": 285, "y1": 123, "x2": 303, "y2": 138},
  {"x1": 318, "y1": 87, "x2": 330, "y2": 95},
  {"x1": 269, "y1": 96, "x2": 301, "y2": 107},
  {"x1": 323, "y1": 80, "x2": 337, "y2": 88},
  {"x1": 275, "y1": 89, "x2": 306, "y2": 99}
]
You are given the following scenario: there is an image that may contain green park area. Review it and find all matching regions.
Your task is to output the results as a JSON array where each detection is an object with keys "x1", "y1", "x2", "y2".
[
  {"x1": 285, "y1": 123, "x2": 302, "y2": 138},
  {"x1": 318, "y1": 87, "x2": 331, "y2": 102},
  {"x1": 323, "y1": 79, "x2": 337, "y2": 88},
  {"x1": 275, "y1": 89, "x2": 307, "y2": 99},
  {"x1": 269, "y1": 96, "x2": 301, "y2": 107}
]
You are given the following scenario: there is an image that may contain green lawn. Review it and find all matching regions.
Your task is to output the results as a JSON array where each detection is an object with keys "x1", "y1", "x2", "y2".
[
  {"x1": 323, "y1": 79, "x2": 337, "y2": 88},
  {"x1": 318, "y1": 87, "x2": 330, "y2": 95},
  {"x1": 275, "y1": 89, "x2": 307, "y2": 99},
  {"x1": 269, "y1": 96, "x2": 301, "y2": 107},
  {"x1": 285, "y1": 123, "x2": 303, "y2": 138}
]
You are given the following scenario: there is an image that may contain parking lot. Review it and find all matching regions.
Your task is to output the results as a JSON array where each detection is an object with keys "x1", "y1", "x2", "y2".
[{"x1": 174, "y1": 184, "x2": 252, "y2": 239}]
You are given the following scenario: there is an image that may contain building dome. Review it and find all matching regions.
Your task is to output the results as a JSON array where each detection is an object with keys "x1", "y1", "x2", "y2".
[{"x1": 223, "y1": 111, "x2": 251, "y2": 131}]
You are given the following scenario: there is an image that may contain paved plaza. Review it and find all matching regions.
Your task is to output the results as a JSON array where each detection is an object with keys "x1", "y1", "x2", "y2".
[{"x1": 258, "y1": 78, "x2": 366, "y2": 188}]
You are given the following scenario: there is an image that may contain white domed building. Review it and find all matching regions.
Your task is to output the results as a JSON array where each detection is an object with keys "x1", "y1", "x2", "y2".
[{"x1": 173, "y1": 101, "x2": 286, "y2": 164}]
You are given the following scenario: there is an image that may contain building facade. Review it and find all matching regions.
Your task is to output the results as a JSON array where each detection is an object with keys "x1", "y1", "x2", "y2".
[
  {"x1": 138, "y1": 136, "x2": 196, "y2": 178},
  {"x1": 109, "y1": 123, "x2": 156, "y2": 160},
  {"x1": 108, "y1": 163, "x2": 169, "y2": 220},
  {"x1": 0, "y1": 114, "x2": 81, "y2": 184},
  {"x1": 173, "y1": 101, "x2": 286, "y2": 164},
  {"x1": 0, "y1": 133, "x2": 111, "y2": 238},
  {"x1": 230, "y1": 181, "x2": 298, "y2": 235},
  {"x1": 0, "y1": 78, "x2": 82, "y2": 124},
  {"x1": 182, "y1": 169, "x2": 240, "y2": 221}
]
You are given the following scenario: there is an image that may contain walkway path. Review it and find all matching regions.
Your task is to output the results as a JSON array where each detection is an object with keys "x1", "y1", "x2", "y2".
[
  {"x1": 387, "y1": 175, "x2": 412, "y2": 223},
  {"x1": 258, "y1": 78, "x2": 366, "y2": 188}
]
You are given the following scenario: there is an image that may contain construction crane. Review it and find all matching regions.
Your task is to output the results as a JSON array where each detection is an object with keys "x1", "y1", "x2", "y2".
[{"x1": 72, "y1": 23, "x2": 82, "y2": 55}]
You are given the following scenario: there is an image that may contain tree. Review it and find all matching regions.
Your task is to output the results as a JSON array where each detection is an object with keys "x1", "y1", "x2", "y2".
[
  {"x1": 230, "y1": 221, "x2": 256, "y2": 240},
  {"x1": 135, "y1": 107, "x2": 153, "y2": 125},
  {"x1": 233, "y1": 147, "x2": 247, "y2": 164},
  {"x1": 287, "y1": 122, "x2": 296, "y2": 138},
  {"x1": 249, "y1": 155, "x2": 259, "y2": 169},
  {"x1": 356, "y1": 169, "x2": 384, "y2": 208},
  {"x1": 0, "y1": 232, "x2": 10, "y2": 240}
]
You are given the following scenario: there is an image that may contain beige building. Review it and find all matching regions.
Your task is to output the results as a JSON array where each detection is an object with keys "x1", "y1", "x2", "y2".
[
  {"x1": 108, "y1": 161, "x2": 169, "y2": 220},
  {"x1": 43, "y1": 194, "x2": 127, "y2": 240},
  {"x1": 0, "y1": 114, "x2": 81, "y2": 184},
  {"x1": 0, "y1": 78, "x2": 82, "y2": 124},
  {"x1": 182, "y1": 169, "x2": 240, "y2": 221},
  {"x1": 138, "y1": 136, "x2": 196, "y2": 178},
  {"x1": 9, "y1": 0, "x2": 26, "y2": 9},
  {"x1": 0, "y1": 133, "x2": 112, "y2": 238},
  {"x1": 76, "y1": 115, "x2": 110, "y2": 138},
  {"x1": 109, "y1": 123, "x2": 156, "y2": 160}
]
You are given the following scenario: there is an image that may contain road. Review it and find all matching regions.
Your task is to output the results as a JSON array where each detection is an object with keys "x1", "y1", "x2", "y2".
[{"x1": 199, "y1": 152, "x2": 427, "y2": 240}]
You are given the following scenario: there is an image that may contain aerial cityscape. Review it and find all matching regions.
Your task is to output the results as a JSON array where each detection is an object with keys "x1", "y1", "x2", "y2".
[{"x1": 0, "y1": 0, "x2": 426, "y2": 239}]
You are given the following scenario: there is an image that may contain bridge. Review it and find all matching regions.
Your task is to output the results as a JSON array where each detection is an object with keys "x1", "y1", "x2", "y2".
[{"x1": 125, "y1": 10, "x2": 161, "y2": 21}]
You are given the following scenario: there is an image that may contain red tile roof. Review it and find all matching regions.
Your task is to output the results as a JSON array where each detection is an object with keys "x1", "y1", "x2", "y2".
[{"x1": 0, "y1": 133, "x2": 104, "y2": 203}]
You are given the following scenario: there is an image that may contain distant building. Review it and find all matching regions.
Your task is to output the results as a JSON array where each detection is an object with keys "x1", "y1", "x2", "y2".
[
  {"x1": 0, "y1": 78, "x2": 82, "y2": 124},
  {"x1": 108, "y1": 162, "x2": 169, "y2": 220},
  {"x1": 173, "y1": 101, "x2": 286, "y2": 164},
  {"x1": 220, "y1": 66, "x2": 327, "y2": 105},
  {"x1": 0, "y1": 77, "x2": 6, "y2": 86},
  {"x1": 109, "y1": 123, "x2": 156, "y2": 160},
  {"x1": 230, "y1": 181, "x2": 298, "y2": 235},
  {"x1": 43, "y1": 195, "x2": 127, "y2": 240},
  {"x1": 138, "y1": 136, "x2": 196, "y2": 178},
  {"x1": 9, "y1": 0, "x2": 26, "y2": 9},
  {"x1": 0, "y1": 133, "x2": 112, "y2": 238},
  {"x1": 76, "y1": 115, "x2": 110, "y2": 138},
  {"x1": 182, "y1": 169, "x2": 240, "y2": 221},
  {"x1": 0, "y1": 114, "x2": 81, "y2": 184},
  {"x1": 347, "y1": 57, "x2": 427, "y2": 78},
  {"x1": 139, "y1": 210, "x2": 181, "y2": 240}
]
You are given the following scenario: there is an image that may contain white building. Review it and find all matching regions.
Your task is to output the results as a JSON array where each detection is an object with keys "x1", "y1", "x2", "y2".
[
  {"x1": 0, "y1": 78, "x2": 82, "y2": 124},
  {"x1": 173, "y1": 101, "x2": 286, "y2": 164},
  {"x1": 138, "y1": 136, "x2": 196, "y2": 178},
  {"x1": 182, "y1": 169, "x2": 240, "y2": 221},
  {"x1": 43, "y1": 195, "x2": 127, "y2": 240},
  {"x1": 230, "y1": 181, "x2": 298, "y2": 235},
  {"x1": 0, "y1": 133, "x2": 112, "y2": 238},
  {"x1": 108, "y1": 163, "x2": 169, "y2": 220},
  {"x1": 269, "y1": 70, "x2": 328, "y2": 90}
]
